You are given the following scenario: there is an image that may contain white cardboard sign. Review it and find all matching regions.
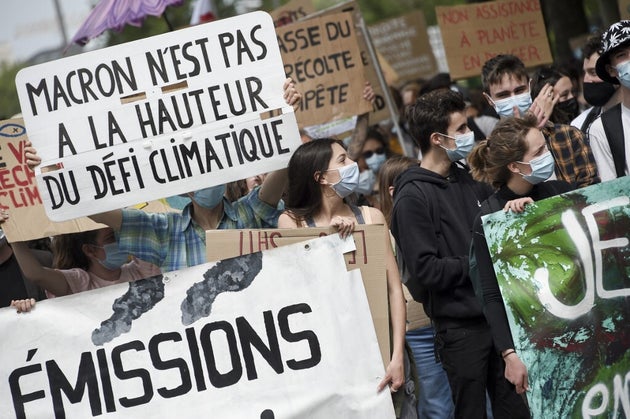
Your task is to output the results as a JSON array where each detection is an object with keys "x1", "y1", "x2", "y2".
[
  {"x1": 0, "y1": 234, "x2": 395, "y2": 418},
  {"x1": 16, "y1": 11, "x2": 301, "y2": 221}
]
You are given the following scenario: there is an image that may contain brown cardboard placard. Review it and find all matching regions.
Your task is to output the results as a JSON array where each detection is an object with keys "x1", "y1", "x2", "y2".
[
  {"x1": 206, "y1": 224, "x2": 391, "y2": 366},
  {"x1": 304, "y1": 1, "x2": 392, "y2": 123},
  {"x1": 277, "y1": 11, "x2": 372, "y2": 127},
  {"x1": 620, "y1": 0, "x2": 630, "y2": 20},
  {"x1": 369, "y1": 11, "x2": 438, "y2": 83},
  {"x1": 270, "y1": 0, "x2": 316, "y2": 27},
  {"x1": 436, "y1": 0, "x2": 552, "y2": 79},
  {"x1": 0, "y1": 118, "x2": 179, "y2": 242}
]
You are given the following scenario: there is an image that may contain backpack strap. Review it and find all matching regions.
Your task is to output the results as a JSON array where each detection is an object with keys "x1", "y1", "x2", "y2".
[
  {"x1": 467, "y1": 116, "x2": 487, "y2": 142},
  {"x1": 580, "y1": 106, "x2": 601, "y2": 134},
  {"x1": 348, "y1": 204, "x2": 366, "y2": 224},
  {"x1": 601, "y1": 103, "x2": 626, "y2": 178}
]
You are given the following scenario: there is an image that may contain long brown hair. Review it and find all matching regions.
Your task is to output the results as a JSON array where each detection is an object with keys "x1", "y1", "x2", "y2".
[
  {"x1": 468, "y1": 114, "x2": 537, "y2": 189},
  {"x1": 52, "y1": 230, "x2": 100, "y2": 270},
  {"x1": 378, "y1": 155, "x2": 419, "y2": 226}
]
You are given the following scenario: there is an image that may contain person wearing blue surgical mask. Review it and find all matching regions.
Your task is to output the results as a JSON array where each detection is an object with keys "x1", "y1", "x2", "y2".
[
  {"x1": 468, "y1": 114, "x2": 574, "y2": 400},
  {"x1": 9, "y1": 227, "x2": 161, "y2": 302},
  {"x1": 355, "y1": 128, "x2": 390, "y2": 206},
  {"x1": 481, "y1": 54, "x2": 599, "y2": 189},
  {"x1": 278, "y1": 138, "x2": 407, "y2": 396}
]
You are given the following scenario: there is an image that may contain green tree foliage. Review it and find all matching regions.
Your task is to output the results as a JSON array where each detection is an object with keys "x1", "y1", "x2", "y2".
[{"x1": 0, "y1": 61, "x2": 27, "y2": 120}]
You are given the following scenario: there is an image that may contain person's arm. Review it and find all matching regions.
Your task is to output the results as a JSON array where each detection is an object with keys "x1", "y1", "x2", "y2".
[
  {"x1": 258, "y1": 168, "x2": 287, "y2": 208},
  {"x1": 346, "y1": 83, "x2": 376, "y2": 161},
  {"x1": 11, "y1": 242, "x2": 71, "y2": 296},
  {"x1": 277, "y1": 212, "x2": 299, "y2": 228},
  {"x1": 472, "y1": 216, "x2": 528, "y2": 394},
  {"x1": 525, "y1": 83, "x2": 558, "y2": 128},
  {"x1": 390, "y1": 191, "x2": 468, "y2": 298},
  {"x1": 89, "y1": 210, "x2": 123, "y2": 231},
  {"x1": 370, "y1": 208, "x2": 405, "y2": 393},
  {"x1": 566, "y1": 125, "x2": 600, "y2": 188}
]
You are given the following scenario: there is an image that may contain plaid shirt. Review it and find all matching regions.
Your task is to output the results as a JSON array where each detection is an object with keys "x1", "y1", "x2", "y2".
[
  {"x1": 541, "y1": 123, "x2": 600, "y2": 188},
  {"x1": 117, "y1": 187, "x2": 283, "y2": 272}
]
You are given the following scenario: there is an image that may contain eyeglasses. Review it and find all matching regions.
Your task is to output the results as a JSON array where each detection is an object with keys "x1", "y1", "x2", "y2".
[{"x1": 362, "y1": 147, "x2": 385, "y2": 159}]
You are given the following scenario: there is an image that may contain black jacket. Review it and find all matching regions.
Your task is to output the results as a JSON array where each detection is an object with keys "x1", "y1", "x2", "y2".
[
  {"x1": 391, "y1": 164, "x2": 493, "y2": 327},
  {"x1": 471, "y1": 181, "x2": 574, "y2": 352}
]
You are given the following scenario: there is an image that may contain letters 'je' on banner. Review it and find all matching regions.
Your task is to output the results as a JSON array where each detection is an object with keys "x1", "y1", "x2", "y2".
[
  {"x1": 483, "y1": 176, "x2": 630, "y2": 418},
  {"x1": 436, "y1": 0, "x2": 552, "y2": 79},
  {"x1": 0, "y1": 234, "x2": 396, "y2": 419},
  {"x1": 15, "y1": 11, "x2": 302, "y2": 222}
]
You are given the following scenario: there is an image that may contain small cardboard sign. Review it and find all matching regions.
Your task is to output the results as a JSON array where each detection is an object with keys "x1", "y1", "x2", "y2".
[
  {"x1": 206, "y1": 224, "x2": 391, "y2": 366},
  {"x1": 15, "y1": 11, "x2": 301, "y2": 222},
  {"x1": 369, "y1": 11, "x2": 438, "y2": 82},
  {"x1": 277, "y1": 12, "x2": 371, "y2": 127},
  {"x1": 436, "y1": 0, "x2": 553, "y2": 79},
  {"x1": 270, "y1": 0, "x2": 316, "y2": 27}
]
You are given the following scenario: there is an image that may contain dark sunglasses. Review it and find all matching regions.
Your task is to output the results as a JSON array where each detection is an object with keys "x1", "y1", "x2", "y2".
[{"x1": 362, "y1": 147, "x2": 385, "y2": 159}]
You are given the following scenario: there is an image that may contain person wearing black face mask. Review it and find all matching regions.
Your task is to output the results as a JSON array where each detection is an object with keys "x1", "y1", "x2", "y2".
[
  {"x1": 531, "y1": 66, "x2": 580, "y2": 125},
  {"x1": 571, "y1": 32, "x2": 622, "y2": 134}
]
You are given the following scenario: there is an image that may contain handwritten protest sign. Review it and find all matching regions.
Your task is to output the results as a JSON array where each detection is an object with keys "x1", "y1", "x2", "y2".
[
  {"x1": 436, "y1": 0, "x2": 552, "y2": 79},
  {"x1": 0, "y1": 234, "x2": 395, "y2": 418},
  {"x1": 206, "y1": 225, "x2": 390, "y2": 365},
  {"x1": 15, "y1": 11, "x2": 301, "y2": 222},
  {"x1": 369, "y1": 11, "x2": 438, "y2": 82},
  {"x1": 0, "y1": 118, "x2": 181, "y2": 241},
  {"x1": 306, "y1": 1, "x2": 392, "y2": 124},
  {"x1": 482, "y1": 177, "x2": 630, "y2": 417},
  {"x1": 277, "y1": 11, "x2": 371, "y2": 126},
  {"x1": 270, "y1": 0, "x2": 316, "y2": 27}
]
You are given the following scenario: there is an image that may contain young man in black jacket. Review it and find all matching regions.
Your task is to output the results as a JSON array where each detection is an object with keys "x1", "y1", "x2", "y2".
[{"x1": 391, "y1": 89, "x2": 529, "y2": 418}]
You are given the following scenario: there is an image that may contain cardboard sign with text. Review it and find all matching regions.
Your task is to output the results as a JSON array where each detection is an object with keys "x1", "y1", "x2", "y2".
[
  {"x1": 305, "y1": 1, "x2": 392, "y2": 124},
  {"x1": 270, "y1": 0, "x2": 316, "y2": 27},
  {"x1": 206, "y1": 224, "x2": 390, "y2": 365},
  {"x1": 277, "y1": 12, "x2": 371, "y2": 127},
  {"x1": 436, "y1": 0, "x2": 552, "y2": 79},
  {"x1": 369, "y1": 11, "x2": 438, "y2": 82},
  {"x1": 15, "y1": 11, "x2": 301, "y2": 222},
  {"x1": 0, "y1": 118, "x2": 180, "y2": 241}
]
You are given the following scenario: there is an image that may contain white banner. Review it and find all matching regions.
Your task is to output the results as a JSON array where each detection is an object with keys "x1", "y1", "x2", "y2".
[
  {"x1": 0, "y1": 234, "x2": 395, "y2": 419},
  {"x1": 15, "y1": 11, "x2": 301, "y2": 221}
]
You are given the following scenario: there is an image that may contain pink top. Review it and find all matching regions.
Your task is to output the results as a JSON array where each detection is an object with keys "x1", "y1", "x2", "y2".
[{"x1": 46, "y1": 259, "x2": 161, "y2": 298}]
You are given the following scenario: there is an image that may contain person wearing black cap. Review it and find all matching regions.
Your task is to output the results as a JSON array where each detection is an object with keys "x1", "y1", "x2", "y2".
[{"x1": 588, "y1": 20, "x2": 630, "y2": 181}]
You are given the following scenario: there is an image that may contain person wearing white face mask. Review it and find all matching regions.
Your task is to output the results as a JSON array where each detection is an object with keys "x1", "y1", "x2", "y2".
[
  {"x1": 354, "y1": 128, "x2": 390, "y2": 206},
  {"x1": 390, "y1": 89, "x2": 528, "y2": 419},
  {"x1": 278, "y1": 138, "x2": 407, "y2": 396},
  {"x1": 587, "y1": 20, "x2": 630, "y2": 181},
  {"x1": 481, "y1": 55, "x2": 600, "y2": 189},
  {"x1": 467, "y1": 114, "x2": 573, "y2": 399}
]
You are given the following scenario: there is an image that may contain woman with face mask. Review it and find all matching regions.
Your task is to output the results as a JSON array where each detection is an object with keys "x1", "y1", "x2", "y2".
[
  {"x1": 531, "y1": 66, "x2": 580, "y2": 124},
  {"x1": 10, "y1": 227, "x2": 161, "y2": 303},
  {"x1": 277, "y1": 138, "x2": 407, "y2": 395},
  {"x1": 467, "y1": 114, "x2": 574, "y2": 395}
]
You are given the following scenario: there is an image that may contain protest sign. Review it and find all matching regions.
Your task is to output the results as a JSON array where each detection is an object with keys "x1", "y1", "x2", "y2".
[
  {"x1": 206, "y1": 224, "x2": 390, "y2": 365},
  {"x1": 482, "y1": 177, "x2": 630, "y2": 417},
  {"x1": 0, "y1": 234, "x2": 395, "y2": 418},
  {"x1": 270, "y1": 0, "x2": 316, "y2": 27},
  {"x1": 15, "y1": 11, "x2": 301, "y2": 222},
  {"x1": 303, "y1": 1, "x2": 394, "y2": 124},
  {"x1": 0, "y1": 118, "x2": 180, "y2": 242},
  {"x1": 436, "y1": 0, "x2": 552, "y2": 79},
  {"x1": 369, "y1": 11, "x2": 438, "y2": 82},
  {"x1": 277, "y1": 12, "x2": 371, "y2": 127}
]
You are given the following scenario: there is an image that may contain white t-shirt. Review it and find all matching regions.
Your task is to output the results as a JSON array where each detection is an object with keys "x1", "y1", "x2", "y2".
[
  {"x1": 571, "y1": 107, "x2": 598, "y2": 131},
  {"x1": 47, "y1": 258, "x2": 161, "y2": 298},
  {"x1": 587, "y1": 104, "x2": 630, "y2": 181}
]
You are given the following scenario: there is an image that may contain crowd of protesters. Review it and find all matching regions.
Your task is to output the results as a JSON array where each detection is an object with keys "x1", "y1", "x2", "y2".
[{"x1": 4, "y1": 14, "x2": 630, "y2": 419}]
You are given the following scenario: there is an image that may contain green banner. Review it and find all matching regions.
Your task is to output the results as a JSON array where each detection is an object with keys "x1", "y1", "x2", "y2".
[{"x1": 483, "y1": 177, "x2": 630, "y2": 418}]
